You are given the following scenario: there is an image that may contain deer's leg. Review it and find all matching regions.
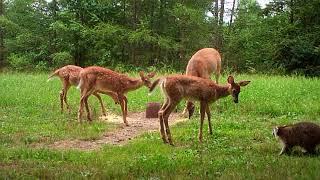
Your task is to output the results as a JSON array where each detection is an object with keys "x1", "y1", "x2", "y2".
[
  {"x1": 182, "y1": 101, "x2": 188, "y2": 116},
  {"x1": 63, "y1": 82, "x2": 71, "y2": 112},
  {"x1": 215, "y1": 72, "x2": 220, "y2": 84},
  {"x1": 182, "y1": 101, "x2": 195, "y2": 119},
  {"x1": 118, "y1": 94, "x2": 129, "y2": 126},
  {"x1": 78, "y1": 91, "x2": 85, "y2": 123},
  {"x1": 93, "y1": 92, "x2": 107, "y2": 117},
  {"x1": 205, "y1": 104, "x2": 212, "y2": 135},
  {"x1": 78, "y1": 88, "x2": 91, "y2": 123},
  {"x1": 199, "y1": 101, "x2": 207, "y2": 143},
  {"x1": 163, "y1": 100, "x2": 178, "y2": 145},
  {"x1": 159, "y1": 98, "x2": 169, "y2": 143},
  {"x1": 123, "y1": 95, "x2": 128, "y2": 117},
  {"x1": 84, "y1": 95, "x2": 92, "y2": 122},
  {"x1": 60, "y1": 89, "x2": 64, "y2": 113}
]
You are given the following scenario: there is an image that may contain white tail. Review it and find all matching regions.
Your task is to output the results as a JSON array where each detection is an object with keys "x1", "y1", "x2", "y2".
[
  {"x1": 77, "y1": 66, "x2": 156, "y2": 125},
  {"x1": 77, "y1": 78, "x2": 83, "y2": 90},
  {"x1": 156, "y1": 75, "x2": 250, "y2": 145}
]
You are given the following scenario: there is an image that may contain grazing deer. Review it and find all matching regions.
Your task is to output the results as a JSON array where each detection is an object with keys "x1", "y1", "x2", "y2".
[
  {"x1": 149, "y1": 75, "x2": 250, "y2": 145},
  {"x1": 183, "y1": 48, "x2": 222, "y2": 119},
  {"x1": 77, "y1": 66, "x2": 156, "y2": 125},
  {"x1": 47, "y1": 65, "x2": 119, "y2": 115}
]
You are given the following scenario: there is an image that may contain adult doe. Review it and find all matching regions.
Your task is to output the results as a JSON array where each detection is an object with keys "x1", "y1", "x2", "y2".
[{"x1": 183, "y1": 48, "x2": 222, "y2": 118}]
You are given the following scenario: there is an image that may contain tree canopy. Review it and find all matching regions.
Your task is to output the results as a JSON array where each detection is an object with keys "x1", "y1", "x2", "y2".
[{"x1": 0, "y1": 0, "x2": 319, "y2": 76}]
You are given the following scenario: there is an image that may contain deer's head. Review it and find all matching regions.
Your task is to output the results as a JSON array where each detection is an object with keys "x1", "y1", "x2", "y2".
[
  {"x1": 139, "y1": 71, "x2": 156, "y2": 88},
  {"x1": 227, "y1": 76, "x2": 250, "y2": 103}
]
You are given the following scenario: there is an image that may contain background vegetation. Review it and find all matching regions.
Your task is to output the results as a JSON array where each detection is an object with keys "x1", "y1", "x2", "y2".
[
  {"x1": 0, "y1": 73, "x2": 319, "y2": 178},
  {"x1": 0, "y1": 0, "x2": 319, "y2": 75}
]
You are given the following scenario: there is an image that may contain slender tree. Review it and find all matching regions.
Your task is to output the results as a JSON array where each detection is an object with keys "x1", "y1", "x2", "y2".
[
  {"x1": 229, "y1": 0, "x2": 236, "y2": 28},
  {"x1": 218, "y1": 0, "x2": 225, "y2": 49},
  {"x1": 0, "y1": 0, "x2": 4, "y2": 67},
  {"x1": 212, "y1": 0, "x2": 219, "y2": 49}
]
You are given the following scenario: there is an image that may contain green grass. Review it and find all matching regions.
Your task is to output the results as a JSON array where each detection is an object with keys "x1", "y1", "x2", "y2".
[{"x1": 0, "y1": 72, "x2": 320, "y2": 179}]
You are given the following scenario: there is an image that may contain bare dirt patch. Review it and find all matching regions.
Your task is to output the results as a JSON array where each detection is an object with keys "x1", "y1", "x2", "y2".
[{"x1": 47, "y1": 112, "x2": 186, "y2": 151}]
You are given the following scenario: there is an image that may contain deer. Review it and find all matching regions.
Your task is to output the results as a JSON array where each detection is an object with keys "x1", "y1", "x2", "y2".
[
  {"x1": 149, "y1": 75, "x2": 250, "y2": 145},
  {"x1": 182, "y1": 48, "x2": 222, "y2": 119},
  {"x1": 47, "y1": 65, "x2": 119, "y2": 116},
  {"x1": 77, "y1": 66, "x2": 156, "y2": 126}
]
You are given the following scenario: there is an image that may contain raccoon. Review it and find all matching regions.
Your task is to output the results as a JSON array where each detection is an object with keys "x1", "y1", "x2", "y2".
[{"x1": 273, "y1": 122, "x2": 320, "y2": 155}]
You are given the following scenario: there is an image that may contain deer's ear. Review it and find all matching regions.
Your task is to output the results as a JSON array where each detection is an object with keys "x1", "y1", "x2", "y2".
[
  {"x1": 239, "y1": 80, "x2": 250, "y2": 86},
  {"x1": 147, "y1": 72, "x2": 156, "y2": 78},
  {"x1": 227, "y1": 76, "x2": 234, "y2": 84},
  {"x1": 139, "y1": 71, "x2": 145, "y2": 77}
]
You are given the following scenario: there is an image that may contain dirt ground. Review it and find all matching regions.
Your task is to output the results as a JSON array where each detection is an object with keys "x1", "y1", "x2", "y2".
[{"x1": 46, "y1": 112, "x2": 187, "y2": 151}]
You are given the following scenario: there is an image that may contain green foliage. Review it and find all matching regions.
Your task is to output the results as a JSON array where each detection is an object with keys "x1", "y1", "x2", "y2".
[
  {"x1": 7, "y1": 53, "x2": 32, "y2": 70},
  {"x1": 51, "y1": 52, "x2": 73, "y2": 68},
  {"x1": 1, "y1": 0, "x2": 320, "y2": 76}
]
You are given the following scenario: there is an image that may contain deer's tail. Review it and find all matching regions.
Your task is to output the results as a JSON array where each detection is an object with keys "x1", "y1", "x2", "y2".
[
  {"x1": 148, "y1": 78, "x2": 165, "y2": 96},
  {"x1": 77, "y1": 77, "x2": 83, "y2": 90},
  {"x1": 47, "y1": 69, "x2": 60, "y2": 82},
  {"x1": 148, "y1": 78, "x2": 160, "y2": 95}
]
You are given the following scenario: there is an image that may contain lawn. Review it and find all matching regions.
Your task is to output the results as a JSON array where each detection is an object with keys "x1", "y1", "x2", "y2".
[{"x1": 0, "y1": 72, "x2": 319, "y2": 179}]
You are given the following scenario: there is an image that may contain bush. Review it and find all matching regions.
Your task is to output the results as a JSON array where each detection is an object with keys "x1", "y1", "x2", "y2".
[
  {"x1": 35, "y1": 61, "x2": 50, "y2": 72},
  {"x1": 51, "y1": 52, "x2": 73, "y2": 68},
  {"x1": 7, "y1": 53, "x2": 32, "y2": 71}
]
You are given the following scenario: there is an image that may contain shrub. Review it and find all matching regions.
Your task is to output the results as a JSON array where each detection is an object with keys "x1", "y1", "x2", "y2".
[
  {"x1": 51, "y1": 52, "x2": 73, "y2": 68},
  {"x1": 7, "y1": 53, "x2": 32, "y2": 71}
]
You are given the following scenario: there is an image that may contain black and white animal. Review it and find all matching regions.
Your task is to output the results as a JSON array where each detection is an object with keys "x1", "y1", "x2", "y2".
[{"x1": 273, "y1": 122, "x2": 320, "y2": 155}]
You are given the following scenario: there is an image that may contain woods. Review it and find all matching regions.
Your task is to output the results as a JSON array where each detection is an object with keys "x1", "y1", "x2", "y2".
[{"x1": 0, "y1": 0, "x2": 319, "y2": 75}]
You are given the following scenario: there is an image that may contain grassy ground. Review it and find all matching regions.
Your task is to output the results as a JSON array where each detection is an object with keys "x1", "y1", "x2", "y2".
[{"x1": 0, "y1": 72, "x2": 319, "y2": 179}]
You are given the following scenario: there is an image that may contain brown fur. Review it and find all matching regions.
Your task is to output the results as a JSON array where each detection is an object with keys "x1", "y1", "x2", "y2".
[
  {"x1": 183, "y1": 48, "x2": 222, "y2": 118},
  {"x1": 149, "y1": 75, "x2": 250, "y2": 145},
  {"x1": 48, "y1": 65, "x2": 119, "y2": 114},
  {"x1": 274, "y1": 122, "x2": 320, "y2": 155},
  {"x1": 77, "y1": 66, "x2": 155, "y2": 125}
]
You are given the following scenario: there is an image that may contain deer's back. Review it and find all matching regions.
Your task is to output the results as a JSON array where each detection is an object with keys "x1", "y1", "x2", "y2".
[
  {"x1": 164, "y1": 75, "x2": 217, "y2": 101},
  {"x1": 80, "y1": 66, "x2": 129, "y2": 92},
  {"x1": 58, "y1": 65, "x2": 83, "y2": 86},
  {"x1": 186, "y1": 48, "x2": 221, "y2": 78}
]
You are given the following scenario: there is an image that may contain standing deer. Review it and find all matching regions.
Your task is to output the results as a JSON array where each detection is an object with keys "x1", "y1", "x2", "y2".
[
  {"x1": 149, "y1": 75, "x2": 250, "y2": 145},
  {"x1": 47, "y1": 65, "x2": 119, "y2": 115},
  {"x1": 183, "y1": 48, "x2": 222, "y2": 119},
  {"x1": 77, "y1": 66, "x2": 156, "y2": 125}
]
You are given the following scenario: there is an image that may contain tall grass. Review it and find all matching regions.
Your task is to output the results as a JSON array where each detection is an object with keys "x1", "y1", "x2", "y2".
[{"x1": 0, "y1": 72, "x2": 319, "y2": 179}]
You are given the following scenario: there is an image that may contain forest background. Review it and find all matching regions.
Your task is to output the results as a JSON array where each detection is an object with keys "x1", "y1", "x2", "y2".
[{"x1": 0, "y1": 0, "x2": 319, "y2": 76}]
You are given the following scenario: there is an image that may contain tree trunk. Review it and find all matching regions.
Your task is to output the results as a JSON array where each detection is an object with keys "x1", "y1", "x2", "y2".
[
  {"x1": 49, "y1": 0, "x2": 58, "y2": 66},
  {"x1": 218, "y1": 0, "x2": 225, "y2": 49},
  {"x1": 290, "y1": 0, "x2": 294, "y2": 24},
  {"x1": 74, "y1": 10, "x2": 85, "y2": 66},
  {"x1": 131, "y1": 0, "x2": 138, "y2": 65},
  {"x1": 121, "y1": 0, "x2": 126, "y2": 63},
  {"x1": 212, "y1": 0, "x2": 219, "y2": 49},
  {"x1": 229, "y1": 0, "x2": 236, "y2": 28},
  {"x1": 219, "y1": 0, "x2": 225, "y2": 26},
  {"x1": 0, "y1": 0, "x2": 5, "y2": 67}
]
